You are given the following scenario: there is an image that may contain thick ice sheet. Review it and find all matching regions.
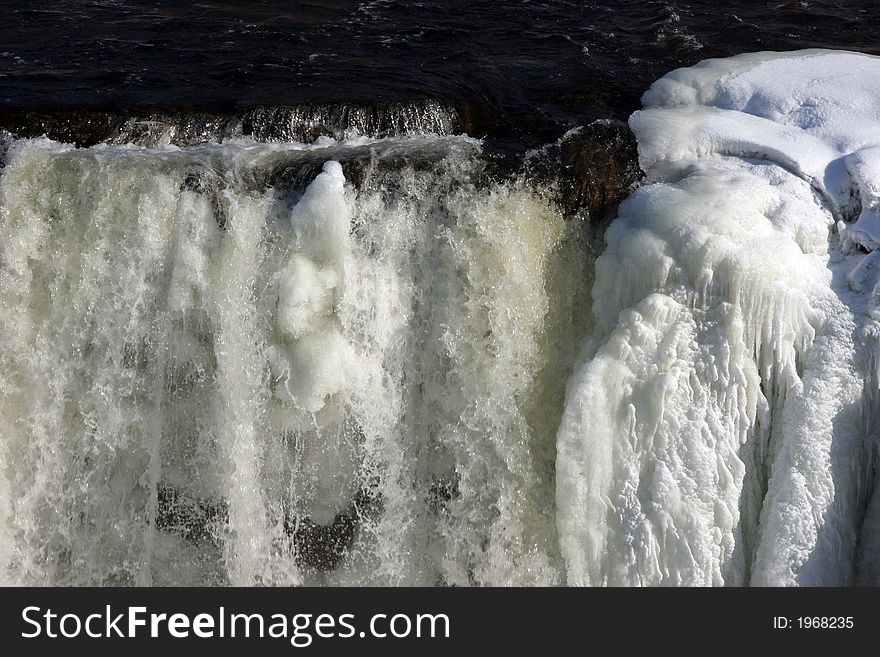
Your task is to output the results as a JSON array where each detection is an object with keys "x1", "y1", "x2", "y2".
[{"x1": 558, "y1": 50, "x2": 880, "y2": 586}]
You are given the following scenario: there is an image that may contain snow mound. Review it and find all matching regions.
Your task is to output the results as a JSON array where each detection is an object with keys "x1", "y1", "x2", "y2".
[
  {"x1": 635, "y1": 49, "x2": 880, "y2": 251},
  {"x1": 558, "y1": 50, "x2": 880, "y2": 586}
]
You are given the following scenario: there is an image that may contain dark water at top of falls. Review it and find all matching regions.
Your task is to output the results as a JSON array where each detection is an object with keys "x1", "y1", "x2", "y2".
[{"x1": 2, "y1": 0, "x2": 880, "y2": 151}]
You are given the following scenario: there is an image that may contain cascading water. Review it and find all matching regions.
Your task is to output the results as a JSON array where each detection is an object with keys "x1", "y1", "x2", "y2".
[
  {"x1": 0, "y1": 132, "x2": 592, "y2": 586},
  {"x1": 5, "y1": 49, "x2": 880, "y2": 587}
]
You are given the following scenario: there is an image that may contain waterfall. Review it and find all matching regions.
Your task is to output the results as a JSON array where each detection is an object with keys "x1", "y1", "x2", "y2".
[
  {"x1": 0, "y1": 134, "x2": 591, "y2": 585},
  {"x1": 4, "y1": 49, "x2": 880, "y2": 587}
]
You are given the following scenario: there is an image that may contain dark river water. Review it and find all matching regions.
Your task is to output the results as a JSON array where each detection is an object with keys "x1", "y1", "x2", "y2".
[{"x1": 2, "y1": 1, "x2": 880, "y2": 150}]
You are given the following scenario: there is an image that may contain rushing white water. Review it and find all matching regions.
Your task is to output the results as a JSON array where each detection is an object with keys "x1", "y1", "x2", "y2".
[{"x1": 0, "y1": 133, "x2": 591, "y2": 585}]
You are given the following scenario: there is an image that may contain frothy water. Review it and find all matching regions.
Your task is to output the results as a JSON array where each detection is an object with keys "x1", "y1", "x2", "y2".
[{"x1": 0, "y1": 135, "x2": 592, "y2": 585}]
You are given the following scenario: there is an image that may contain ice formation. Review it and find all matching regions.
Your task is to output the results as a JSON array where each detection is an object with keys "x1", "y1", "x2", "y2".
[{"x1": 558, "y1": 50, "x2": 880, "y2": 586}]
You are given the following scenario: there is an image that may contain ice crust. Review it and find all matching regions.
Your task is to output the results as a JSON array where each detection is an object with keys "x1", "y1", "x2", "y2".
[{"x1": 558, "y1": 50, "x2": 880, "y2": 585}]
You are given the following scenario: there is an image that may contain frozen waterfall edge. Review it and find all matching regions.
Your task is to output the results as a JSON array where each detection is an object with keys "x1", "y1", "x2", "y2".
[{"x1": 557, "y1": 49, "x2": 880, "y2": 586}]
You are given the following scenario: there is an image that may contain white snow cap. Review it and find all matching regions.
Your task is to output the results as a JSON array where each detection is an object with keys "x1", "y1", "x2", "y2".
[{"x1": 633, "y1": 49, "x2": 880, "y2": 250}]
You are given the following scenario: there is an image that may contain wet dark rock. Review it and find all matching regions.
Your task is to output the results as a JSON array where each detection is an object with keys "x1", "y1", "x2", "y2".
[
  {"x1": 156, "y1": 483, "x2": 377, "y2": 572},
  {"x1": 181, "y1": 168, "x2": 227, "y2": 230},
  {"x1": 525, "y1": 120, "x2": 643, "y2": 220},
  {"x1": 0, "y1": 107, "x2": 642, "y2": 228},
  {"x1": 0, "y1": 110, "x2": 126, "y2": 147},
  {"x1": 427, "y1": 474, "x2": 460, "y2": 515},
  {"x1": 110, "y1": 113, "x2": 230, "y2": 147},
  {"x1": 156, "y1": 484, "x2": 226, "y2": 545},
  {"x1": 284, "y1": 489, "x2": 377, "y2": 572},
  {"x1": 240, "y1": 100, "x2": 462, "y2": 142},
  {"x1": 252, "y1": 138, "x2": 481, "y2": 195},
  {"x1": 0, "y1": 131, "x2": 11, "y2": 168},
  {"x1": 0, "y1": 109, "x2": 231, "y2": 147},
  {"x1": 0, "y1": 100, "x2": 465, "y2": 148}
]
